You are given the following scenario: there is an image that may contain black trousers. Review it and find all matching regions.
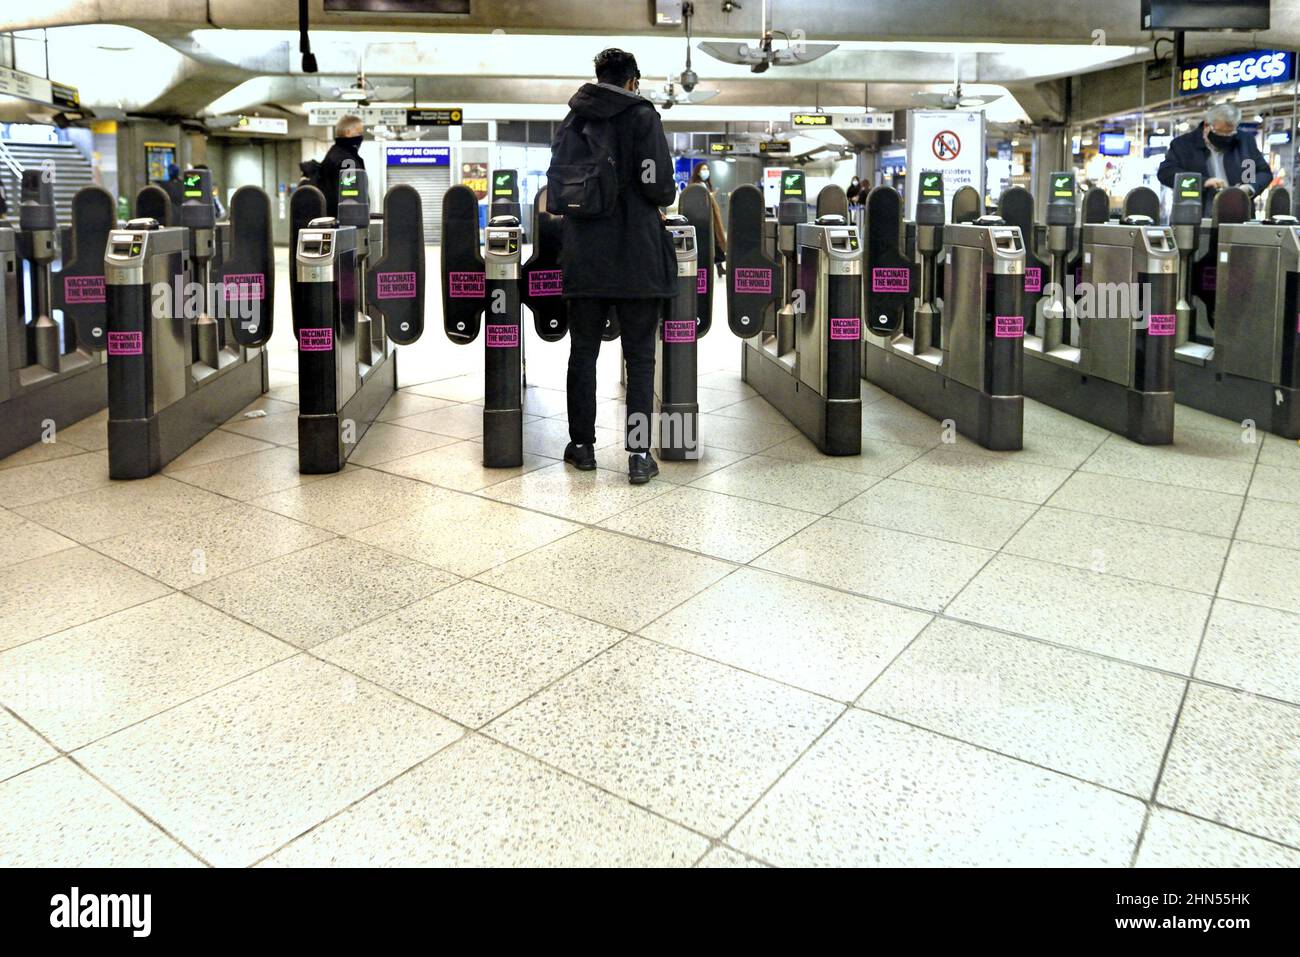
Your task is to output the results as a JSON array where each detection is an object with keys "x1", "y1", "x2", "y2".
[{"x1": 567, "y1": 298, "x2": 662, "y2": 453}]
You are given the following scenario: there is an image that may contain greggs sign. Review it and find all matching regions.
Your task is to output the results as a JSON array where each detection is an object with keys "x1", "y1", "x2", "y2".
[{"x1": 1179, "y1": 50, "x2": 1293, "y2": 95}]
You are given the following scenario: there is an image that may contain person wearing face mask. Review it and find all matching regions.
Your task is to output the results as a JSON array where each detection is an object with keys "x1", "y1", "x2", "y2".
[
  {"x1": 687, "y1": 162, "x2": 727, "y2": 277},
  {"x1": 315, "y1": 115, "x2": 366, "y2": 217},
  {"x1": 1157, "y1": 102, "x2": 1271, "y2": 216},
  {"x1": 846, "y1": 175, "x2": 864, "y2": 205}
]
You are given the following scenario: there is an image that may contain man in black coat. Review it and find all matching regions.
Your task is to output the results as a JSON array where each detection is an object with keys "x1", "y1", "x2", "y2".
[
  {"x1": 1157, "y1": 102, "x2": 1271, "y2": 216},
  {"x1": 315, "y1": 115, "x2": 366, "y2": 217},
  {"x1": 556, "y1": 48, "x2": 678, "y2": 484}
]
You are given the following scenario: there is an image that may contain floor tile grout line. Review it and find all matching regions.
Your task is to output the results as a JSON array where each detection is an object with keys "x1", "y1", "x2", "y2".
[
  {"x1": 243, "y1": 729, "x2": 477, "y2": 869},
  {"x1": 1132, "y1": 444, "x2": 1265, "y2": 862},
  {"x1": 1143, "y1": 800, "x2": 1300, "y2": 855},
  {"x1": 59, "y1": 750, "x2": 217, "y2": 867},
  {"x1": 690, "y1": 841, "x2": 773, "y2": 868},
  {"x1": 851, "y1": 703, "x2": 1172, "y2": 807},
  {"x1": 475, "y1": 729, "x2": 746, "y2": 854},
  {"x1": 850, "y1": 614, "x2": 943, "y2": 704},
  {"x1": 718, "y1": 703, "x2": 852, "y2": 847},
  {"x1": 7, "y1": 379, "x2": 1300, "y2": 863},
  {"x1": 0, "y1": 579, "x2": 178, "y2": 658},
  {"x1": 1128, "y1": 805, "x2": 1156, "y2": 868},
  {"x1": 624, "y1": 553, "x2": 1300, "y2": 712}
]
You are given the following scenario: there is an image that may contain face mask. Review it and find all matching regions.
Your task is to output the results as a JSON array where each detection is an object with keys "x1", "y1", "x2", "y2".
[
  {"x1": 338, "y1": 135, "x2": 363, "y2": 151},
  {"x1": 851, "y1": 179, "x2": 860, "y2": 186},
  {"x1": 1207, "y1": 130, "x2": 1236, "y2": 150},
  {"x1": 698, "y1": 168, "x2": 710, "y2": 181}
]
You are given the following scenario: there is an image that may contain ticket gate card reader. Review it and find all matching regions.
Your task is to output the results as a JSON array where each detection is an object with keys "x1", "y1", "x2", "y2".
[
  {"x1": 1170, "y1": 174, "x2": 1204, "y2": 353},
  {"x1": 1173, "y1": 185, "x2": 1300, "y2": 438},
  {"x1": 1, "y1": 175, "x2": 114, "y2": 459},
  {"x1": 1039, "y1": 172, "x2": 1079, "y2": 342},
  {"x1": 864, "y1": 184, "x2": 1025, "y2": 451},
  {"x1": 442, "y1": 183, "x2": 525, "y2": 468},
  {"x1": 296, "y1": 181, "x2": 423, "y2": 473},
  {"x1": 657, "y1": 216, "x2": 700, "y2": 459}
]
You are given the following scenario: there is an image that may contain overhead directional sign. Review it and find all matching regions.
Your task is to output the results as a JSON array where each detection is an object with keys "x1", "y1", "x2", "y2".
[
  {"x1": 710, "y1": 142, "x2": 734, "y2": 153},
  {"x1": 759, "y1": 140, "x2": 791, "y2": 154},
  {"x1": 306, "y1": 103, "x2": 409, "y2": 127},
  {"x1": 0, "y1": 65, "x2": 79, "y2": 111},
  {"x1": 407, "y1": 108, "x2": 462, "y2": 126},
  {"x1": 791, "y1": 112, "x2": 894, "y2": 131},
  {"x1": 233, "y1": 116, "x2": 288, "y2": 135}
]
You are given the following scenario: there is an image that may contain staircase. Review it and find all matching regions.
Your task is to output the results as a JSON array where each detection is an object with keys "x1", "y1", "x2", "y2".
[{"x1": 0, "y1": 141, "x2": 98, "y2": 225}]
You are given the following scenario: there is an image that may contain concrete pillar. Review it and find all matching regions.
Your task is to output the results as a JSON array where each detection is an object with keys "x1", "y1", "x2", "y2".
[{"x1": 1030, "y1": 127, "x2": 1068, "y2": 222}]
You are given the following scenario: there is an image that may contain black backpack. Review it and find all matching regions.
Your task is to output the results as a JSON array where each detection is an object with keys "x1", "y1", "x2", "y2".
[{"x1": 547, "y1": 116, "x2": 619, "y2": 219}]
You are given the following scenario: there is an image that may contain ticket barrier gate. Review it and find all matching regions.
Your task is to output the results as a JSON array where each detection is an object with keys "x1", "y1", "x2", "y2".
[
  {"x1": 863, "y1": 178, "x2": 1025, "y2": 450},
  {"x1": 1173, "y1": 183, "x2": 1300, "y2": 438},
  {"x1": 730, "y1": 183, "x2": 861, "y2": 455},
  {"x1": 296, "y1": 175, "x2": 424, "y2": 473},
  {"x1": 1006, "y1": 180, "x2": 1177, "y2": 444},
  {"x1": 0, "y1": 172, "x2": 114, "y2": 459},
  {"x1": 103, "y1": 172, "x2": 274, "y2": 479},
  {"x1": 442, "y1": 184, "x2": 526, "y2": 467}
]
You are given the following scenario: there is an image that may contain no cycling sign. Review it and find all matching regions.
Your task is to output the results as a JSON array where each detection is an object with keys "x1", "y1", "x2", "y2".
[{"x1": 932, "y1": 130, "x2": 961, "y2": 160}]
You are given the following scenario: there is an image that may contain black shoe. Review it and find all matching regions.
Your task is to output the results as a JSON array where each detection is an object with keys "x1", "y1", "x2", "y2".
[
  {"x1": 628, "y1": 452, "x2": 659, "y2": 485},
  {"x1": 564, "y1": 442, "x2": 596, "y2": 471}
]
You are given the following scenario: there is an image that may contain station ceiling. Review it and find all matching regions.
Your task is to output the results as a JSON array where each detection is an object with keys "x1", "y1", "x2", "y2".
[{"x1": 4, "y1": 1, "x2": 1298, "y2": 130}]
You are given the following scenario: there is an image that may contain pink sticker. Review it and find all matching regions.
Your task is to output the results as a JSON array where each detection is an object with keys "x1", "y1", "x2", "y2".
[
  {"x1": 1147, "y1": 314, "x2": 1176, "y2": 336},
  {"x1": 1200, "y1": 264, "x2": 1217, "y2": 291},
  {"x1": 64, "y1": 275, "x2": 105, "y2": 304},
  {"x1": 486, "y1": 324, "x2": 519, "y2": 348},
  {"x1": 527, "y1": 269, "x2": 563, "y2": 297},
  {"x1": 107, "y1": 331, "x2": 142, "y2": 356},
  {"x1": 871, "y1": 267, "x2": 910, "y2": 293},
  {"x1": 664, "y1": 319, "x2": 696, "y2": 343},
  {"x1": 733, "y1": 267, "x2": 772, "y2": 294},
  {"x1": 696, "y1": 268, "x2": 708, "y2": 295},
  {"x1": 299, "y1": 328, "x2": 333, "y2": 351},
  {"x1": 377, "y1": 271, "x2": 417, "y2": 300},
  {"x1": 994, "y1": 315, "x2": 1024, "y2": 339},
  {"x1": 449, "y1": 271, "x2": 485, "y2": 298},
  {"x1": 221, "y1": 273, "x2": 265, "y2": 301},
  {"x1": 1024, "y1": 267, "x2": 1042, "y2": 294},
  {"x1": 830, "y1": 317, "x2": 861, "y2": 341}
]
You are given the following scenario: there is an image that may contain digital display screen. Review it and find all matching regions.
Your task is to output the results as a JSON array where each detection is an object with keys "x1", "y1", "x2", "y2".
[
  {"x1": 1098, "y1": 132, "x2": 1130, "y2": 156},
  {"x1": 1142, "y1": 0, "x2": 1269, "y2": 31}
]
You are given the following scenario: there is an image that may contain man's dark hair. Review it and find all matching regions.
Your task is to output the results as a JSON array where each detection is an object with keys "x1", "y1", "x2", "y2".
[{"x1": 595, "y1": 48, "x2": 640, "y2": 87}]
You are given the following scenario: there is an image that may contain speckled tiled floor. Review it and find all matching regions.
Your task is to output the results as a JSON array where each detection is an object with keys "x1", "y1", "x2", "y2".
[{"x1": 0, "y1": 249, "x2": 1298, "y2": 868}]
